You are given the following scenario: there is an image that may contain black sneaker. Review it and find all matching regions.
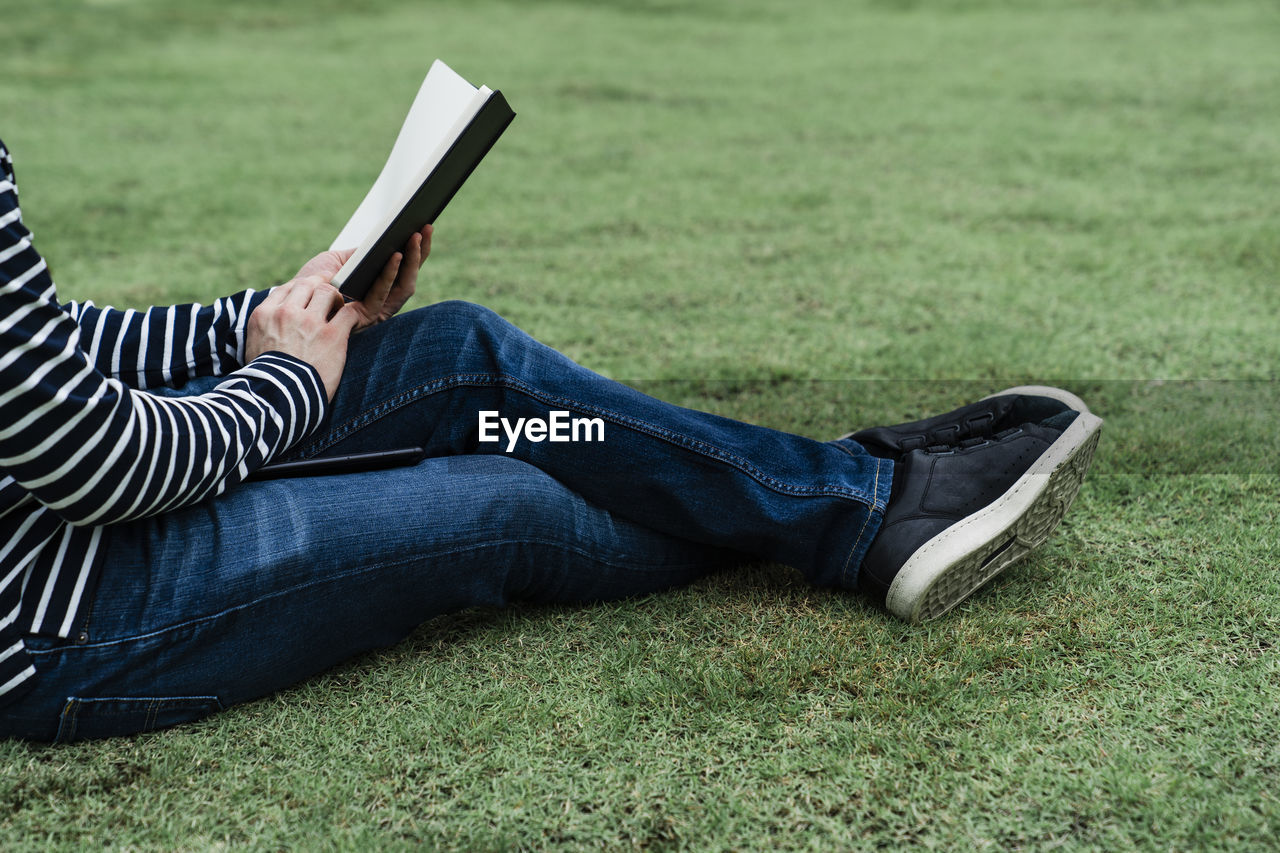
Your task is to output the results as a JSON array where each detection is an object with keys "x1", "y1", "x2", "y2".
[
  {"x1": 858, "y1": 403, "x2": 1103, "y2": 623},
  {"x1": 844, "y1": 385, "x2": 1092, "y2": 460}
]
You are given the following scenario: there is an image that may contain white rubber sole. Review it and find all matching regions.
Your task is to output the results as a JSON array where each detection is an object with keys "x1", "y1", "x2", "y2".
[{"x1": 885, "y1": 409, "x2": 1103, "y2": 623}]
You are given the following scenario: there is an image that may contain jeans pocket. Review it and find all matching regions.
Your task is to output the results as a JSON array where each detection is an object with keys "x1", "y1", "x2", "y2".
[{"x1": 54, "y1": 695, "x2": 225, "y2": 743}]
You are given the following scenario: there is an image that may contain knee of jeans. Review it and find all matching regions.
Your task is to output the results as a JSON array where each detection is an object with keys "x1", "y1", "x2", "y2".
[
  {"x1": 419, "y1": 300, "x2": 505, "y2": 337},
  {"x1": 398, "y1": 300, "x2": 509, "y2": 366}
]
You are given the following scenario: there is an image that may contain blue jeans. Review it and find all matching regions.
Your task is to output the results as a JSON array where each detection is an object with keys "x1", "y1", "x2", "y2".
[{"x1": 2, "y1": 301, "x2": 890, "y2": 742}]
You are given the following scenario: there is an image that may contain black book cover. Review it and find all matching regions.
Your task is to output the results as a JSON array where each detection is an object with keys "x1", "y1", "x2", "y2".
[{"x1": 337, "y1": 91, "x2": 516, "y2": 300}]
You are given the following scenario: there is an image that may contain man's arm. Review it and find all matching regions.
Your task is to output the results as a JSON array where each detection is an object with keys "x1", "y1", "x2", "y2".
[
  {"x1": 64, "y1": 224, "x2": 431, "y2": 391},
  {"x1": 2, "y1": 137, "x2": 432, "y2": 525},
  {"x1": 1, "y1": 145, "x2": 329, "y2": 525},
  {"x1": 64, "y1": 289, "x2": 269, "y2": 390}
]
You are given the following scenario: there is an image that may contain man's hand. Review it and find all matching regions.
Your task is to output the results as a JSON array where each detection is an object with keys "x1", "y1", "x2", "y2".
[
  {"x1": 245, "y1": 276, "x2": 356, "y2": 401},
  {"x1": 293, "y1": 224, "x2": 433, "y2": 332},
  {"x1": 245, "y1": 227, "x2": 434, "y2": 399}
]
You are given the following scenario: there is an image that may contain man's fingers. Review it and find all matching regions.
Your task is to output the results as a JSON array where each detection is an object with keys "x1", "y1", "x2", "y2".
[
  {"x1": 280, "y1": 275, "x2": 331, "y2": 310},
  {"x1": 264, "y1": 281, "x2": 292, "y2": 305},
  {"x1": 362, "y1": 251, "x2": 402, "y2": 315},
  {"x1": 419, "y1": 225, "x2": 432, "y2": 263},
  {"x1": 402, "y1": 233, "x2": 421, "y2": 271},
  {"x1": 320, "y1": 282, "x2": 347, "y2": 318},
  {"x1": 379, "y1": 251, "x2": 403, "y2": 292},
  {"x1": 334, "y1": 302, "x2": 363, "y2": 335},
  {"x1": 281, "y1": 280, "x2": 314, "y2": 309},
  {"x1": 398, "y1": 234, "x2": 422, "y2": 287}
]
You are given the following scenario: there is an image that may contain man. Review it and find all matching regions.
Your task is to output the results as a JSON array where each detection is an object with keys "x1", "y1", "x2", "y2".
[{"x1": 0, "y1": 138, "x2": 1101, "y2": 742}]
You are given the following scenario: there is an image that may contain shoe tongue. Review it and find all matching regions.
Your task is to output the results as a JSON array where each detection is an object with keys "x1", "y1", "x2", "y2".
[
  {"x1": 1039, "y1": 409, "x2": 1079, "y2": 432},
  {"x1": 1006, "y1": 394, "x2": 1072, "y2": 425}
]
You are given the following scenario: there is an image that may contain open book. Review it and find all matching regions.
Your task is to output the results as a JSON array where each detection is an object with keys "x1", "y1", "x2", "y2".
[{"x1": 329, "y1": 60, "x2": 515, "y2": 299}]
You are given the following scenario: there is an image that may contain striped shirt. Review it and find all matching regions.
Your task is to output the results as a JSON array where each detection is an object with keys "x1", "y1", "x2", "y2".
[{"x1": 1, "y1": 139, "x2": 329, "y2": 706}]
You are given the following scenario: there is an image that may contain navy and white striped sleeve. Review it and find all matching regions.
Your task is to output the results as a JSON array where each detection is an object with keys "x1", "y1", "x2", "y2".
[
  {"x1": 0, "y1": 146, "x2": 329, "y2": 527},
  {"x1": 65, "y1": 289, "x2": 266, "y2": 390}
]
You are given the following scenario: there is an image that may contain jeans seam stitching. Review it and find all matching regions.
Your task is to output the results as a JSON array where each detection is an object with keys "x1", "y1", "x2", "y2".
[{"x1": 839, "y1": 456, "x2": 888, "y2": 588}]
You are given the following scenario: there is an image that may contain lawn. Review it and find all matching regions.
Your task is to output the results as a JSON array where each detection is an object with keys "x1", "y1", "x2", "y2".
[{"x1": 2, "y1": 0, "x2": 1278, "y2": 848}]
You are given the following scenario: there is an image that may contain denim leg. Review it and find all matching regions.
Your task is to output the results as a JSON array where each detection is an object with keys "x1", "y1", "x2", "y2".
[
  {"x1": 292, "y1": 301, "x2": 892, "y2": 589},
  {"x1": 3, "y1": 455, "x2": 728, "y2": 742},
  {"x1": 2, "y1": 300, "x2": 892, "y2": 742}
]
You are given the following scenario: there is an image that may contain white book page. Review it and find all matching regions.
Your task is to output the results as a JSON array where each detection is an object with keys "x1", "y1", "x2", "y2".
[
  {"x1": 330, "y1": 59, "x2": 484, "y2": 252},
  {"x1": 331, "y1": 84, "x2": 491, "y2": 287}
]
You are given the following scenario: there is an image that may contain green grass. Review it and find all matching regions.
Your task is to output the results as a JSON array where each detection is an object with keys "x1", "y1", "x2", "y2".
[{"x1": 2, "y1": 0, "x2": 1278, "y2": 848}]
